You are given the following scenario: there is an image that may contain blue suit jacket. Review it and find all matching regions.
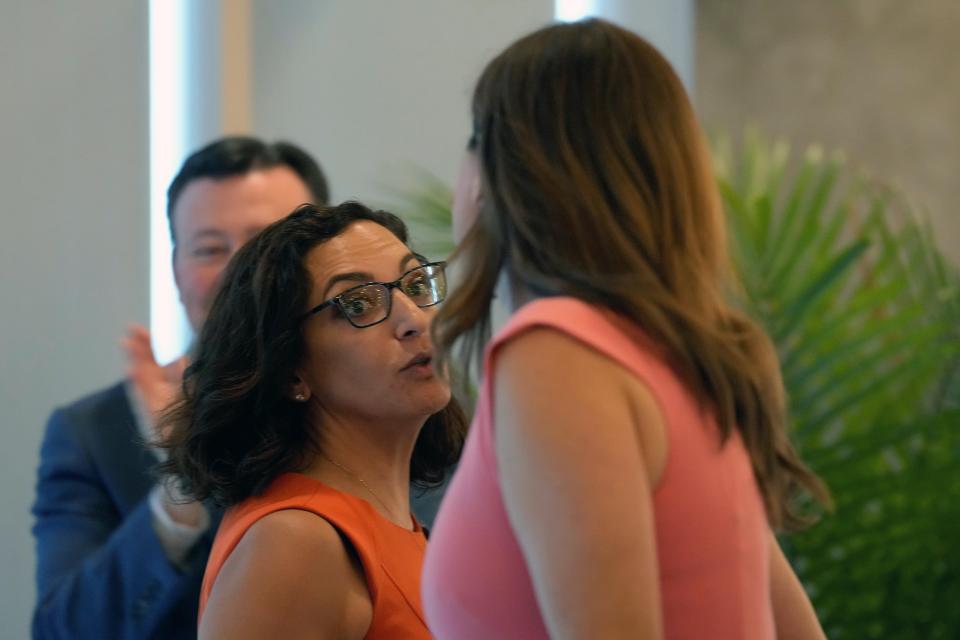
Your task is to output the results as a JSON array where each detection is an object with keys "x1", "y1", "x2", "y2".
[{"x1": 32, "y1": 382, "x2": 214, "y2": 640}]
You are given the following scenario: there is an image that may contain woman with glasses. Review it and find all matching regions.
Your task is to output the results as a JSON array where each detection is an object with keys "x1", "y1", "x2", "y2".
[
  {"x1": 422, "y1": 19, "x2": 829, "y2": 640},
  {"x1": 159, "y1": 201, "x2": 465, "y2": 639}
]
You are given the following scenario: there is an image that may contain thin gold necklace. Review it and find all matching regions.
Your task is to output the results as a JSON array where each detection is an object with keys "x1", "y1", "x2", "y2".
[{"x1": 320, "y1": 452, "x2": 405, "y2": 524}]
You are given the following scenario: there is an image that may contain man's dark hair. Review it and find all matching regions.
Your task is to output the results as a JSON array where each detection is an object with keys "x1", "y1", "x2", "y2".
[
  {"x1": 158, "y1": 201, "x2": 466, "y2": 507},
  {"x1": 166, "y1": 136, "x2": 330, "y2": 245}
]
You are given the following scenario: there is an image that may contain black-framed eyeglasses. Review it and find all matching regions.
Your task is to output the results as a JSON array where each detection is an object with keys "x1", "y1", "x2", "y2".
[{"x1": 301, "y1": 261, "x2": 447, "y2": 328}]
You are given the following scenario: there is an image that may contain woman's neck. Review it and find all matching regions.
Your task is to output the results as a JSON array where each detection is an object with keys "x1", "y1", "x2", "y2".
[{"x1": 302, "y1": 412, "x2": 421, "y2": 529}]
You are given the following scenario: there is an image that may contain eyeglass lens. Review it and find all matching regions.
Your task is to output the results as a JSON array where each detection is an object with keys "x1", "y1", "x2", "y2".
[{"x1": 338, "y1": 264, "x2": 445, "y2": 327}]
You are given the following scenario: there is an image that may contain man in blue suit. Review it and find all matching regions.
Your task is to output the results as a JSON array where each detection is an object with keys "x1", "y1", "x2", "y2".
[{"x1": 31, "y1": 137, "x2": 330, "y2": 640}]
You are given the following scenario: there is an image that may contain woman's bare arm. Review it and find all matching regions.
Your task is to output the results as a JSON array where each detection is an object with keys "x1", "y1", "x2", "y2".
[
  {"x1": 200, "y1": 509, "x2": 371, "y2": 640},
  {"x1": 770, "y1": 532, "x2": 827, "y2": 640},
  {"x1": 494, "y1": 328, "x2": 664, "y2": 639}
]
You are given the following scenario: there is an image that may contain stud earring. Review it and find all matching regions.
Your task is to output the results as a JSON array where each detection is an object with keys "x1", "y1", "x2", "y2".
[{"x1": 295, "y1": 393, "x2": 306, "y2": 402}]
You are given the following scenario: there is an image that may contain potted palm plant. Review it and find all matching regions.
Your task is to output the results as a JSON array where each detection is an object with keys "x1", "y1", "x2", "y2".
[{"x1": 714, "y1": 131, "x2": 960, "y2": 639}]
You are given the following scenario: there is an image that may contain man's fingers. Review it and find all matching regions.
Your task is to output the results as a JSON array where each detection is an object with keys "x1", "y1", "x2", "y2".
[{"x1": 122, "y1": 326, "x2": 162, "y2": 372}]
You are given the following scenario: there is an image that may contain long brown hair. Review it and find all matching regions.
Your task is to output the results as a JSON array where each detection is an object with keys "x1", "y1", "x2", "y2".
[{"x1": 433, "y1": 19, "x2": 828, "y2": 530}]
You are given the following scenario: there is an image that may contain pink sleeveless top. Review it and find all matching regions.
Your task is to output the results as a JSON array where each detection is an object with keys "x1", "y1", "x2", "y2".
[{"x1": 422, "y1": 297, "x2": 773, "y2": 639}]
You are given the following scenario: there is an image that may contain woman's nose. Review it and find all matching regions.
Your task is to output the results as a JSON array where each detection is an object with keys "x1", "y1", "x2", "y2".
[{"x1": 391, "y1": 289, "x2": 429, "y2": 339}]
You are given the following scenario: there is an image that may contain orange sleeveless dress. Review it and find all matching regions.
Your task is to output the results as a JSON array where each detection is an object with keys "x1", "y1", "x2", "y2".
[{"x1": 199, "y1": 472, "x2": 431, "y2": 639}]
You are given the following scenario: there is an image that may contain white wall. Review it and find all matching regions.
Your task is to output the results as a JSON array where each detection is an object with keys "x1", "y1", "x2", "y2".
[
  {"x1": 0, "y1": 2, "x2": 149, "y2": 634},
  {"x1": 250, "y1": 0, "x2": 554, "y2": 207}
]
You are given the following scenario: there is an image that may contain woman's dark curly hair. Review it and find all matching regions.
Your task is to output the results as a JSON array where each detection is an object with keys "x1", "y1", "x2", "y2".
[{"x1": 158, "y1": 201, "x2": 466, "y2": 507}]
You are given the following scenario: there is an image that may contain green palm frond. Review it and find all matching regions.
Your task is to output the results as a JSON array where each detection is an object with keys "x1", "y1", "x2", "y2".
[
  {"x1": 715, "y1": 131, "x2": 960, "y2": 639},
  {"x1": 380, "y1": 168, "x2": 456, "y2": 260}
]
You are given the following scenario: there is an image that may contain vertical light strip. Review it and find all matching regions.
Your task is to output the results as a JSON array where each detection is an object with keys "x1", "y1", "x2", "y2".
[
  {"x1": 149, "y1": 0, "x2": 190, "y2": 363},
  {"x1": 555, "y1": 0, "x2": 597, "y2": 21}
]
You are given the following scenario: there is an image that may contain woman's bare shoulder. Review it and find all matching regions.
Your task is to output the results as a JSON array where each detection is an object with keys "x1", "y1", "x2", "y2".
[{"x1": 201, "y1": 508, "x2": 371, "y2": 639}]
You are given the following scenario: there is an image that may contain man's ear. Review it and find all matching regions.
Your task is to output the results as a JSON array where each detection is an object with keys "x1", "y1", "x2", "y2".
[
  {"x1": 172, "y1": 246, "x2": 184, "y2": 302},
  {"x1": 471, "y1": 170, "x2": 483, "y2": 209}
]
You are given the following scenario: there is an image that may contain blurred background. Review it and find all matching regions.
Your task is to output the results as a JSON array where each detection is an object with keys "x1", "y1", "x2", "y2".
[{"x1": 1, "y1": 1, "x2": 956, "y2": 638}]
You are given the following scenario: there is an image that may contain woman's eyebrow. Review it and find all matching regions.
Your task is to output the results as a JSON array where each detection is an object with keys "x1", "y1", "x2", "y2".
[
  {"x1": 398, "y1": 252, "x2": 421, "y2": 271},
  {"x1": 322, "y1": 253, "x2": 423, "y2": 298},
  {"x1": 321, "y1": 272, "x2": 373, "y2": 299}
]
